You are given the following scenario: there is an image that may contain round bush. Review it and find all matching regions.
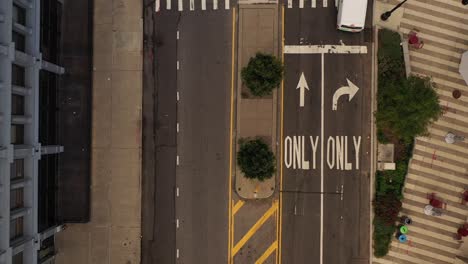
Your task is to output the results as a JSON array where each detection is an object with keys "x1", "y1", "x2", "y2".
[
  {"x1": 237, "y1": 138, "x2": 276, "y2": 181},
  {"x1": 241, "y1": 53, "x2": 284, "y2": 97}
]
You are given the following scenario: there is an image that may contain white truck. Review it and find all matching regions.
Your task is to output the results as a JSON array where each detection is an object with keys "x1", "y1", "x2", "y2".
[{"x1": 336, "y1": 0, "x2": 368, "y2": 32}]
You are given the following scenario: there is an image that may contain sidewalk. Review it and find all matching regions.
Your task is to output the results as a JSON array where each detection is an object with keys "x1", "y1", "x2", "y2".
[
  {"x1": 374, "y1": 0, "x2": 468, "y2": 263},
  {"x1": 55, "y1": 0, "x2": 143, "y2": 263},
  {"x1": 235, "y1": 4, "x2": 279, "y2": 199}
]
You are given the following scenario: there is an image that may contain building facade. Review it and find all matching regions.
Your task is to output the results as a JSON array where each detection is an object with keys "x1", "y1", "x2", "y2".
[{"x1": 0, "y1": 0, "x2": 65, "y2": 263}]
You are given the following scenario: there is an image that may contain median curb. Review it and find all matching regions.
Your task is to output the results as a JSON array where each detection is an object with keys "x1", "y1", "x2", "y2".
[{"x1": 234, "y1": 4, "x2": 279, "y2": 199}]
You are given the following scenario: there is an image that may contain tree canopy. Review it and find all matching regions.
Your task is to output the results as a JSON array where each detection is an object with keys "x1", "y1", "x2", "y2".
[
  {"x1": 375, "y1": 76, "x2": 442, "y2": 143},
  {"x1": 237, "y1": 138, "x2": 276, "y2": 181},
  {"x1": 241, "y1": 53, "x2": 284, "y2": 97}
]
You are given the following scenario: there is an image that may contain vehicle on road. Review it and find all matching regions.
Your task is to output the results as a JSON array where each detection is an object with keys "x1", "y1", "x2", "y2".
[{"x1": 336, "y1": 0, "x2": 368, "y2": 32}]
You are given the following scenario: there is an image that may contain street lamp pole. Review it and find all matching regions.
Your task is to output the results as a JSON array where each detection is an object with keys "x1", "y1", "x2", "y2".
[{"x1": 380, "y1": 0, "x2": 409, "y2": 21}]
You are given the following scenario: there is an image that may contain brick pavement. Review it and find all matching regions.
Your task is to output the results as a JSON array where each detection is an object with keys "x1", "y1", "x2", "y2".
[
  {"x1": 54, "y1": 0, "x2": 142, "y2": 263},
  {"x1": 374, "y1": 0, "x2": 468, "y2": 263}
]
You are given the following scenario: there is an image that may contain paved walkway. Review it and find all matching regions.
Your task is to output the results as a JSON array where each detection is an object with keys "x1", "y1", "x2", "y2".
[
  {"x1": 374, "y1": 0, "x2": 468, "y2": 263},
  {"x1": 55, "y1": 0, "x2": 142, "y2": 263}
]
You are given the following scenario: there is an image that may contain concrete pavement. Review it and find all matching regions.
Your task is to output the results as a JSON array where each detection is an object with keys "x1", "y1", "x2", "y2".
[
  {"x1": 373, "y1": 0, "x2": 468, "y2": 263},
  {"x1": 55, "y1": 0, "x2": 142, "y2": 263}
]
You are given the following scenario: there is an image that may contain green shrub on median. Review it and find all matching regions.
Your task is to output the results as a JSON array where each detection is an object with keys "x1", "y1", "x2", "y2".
[
  {"x1": 237, "y1": 138, "x2": 276, "y2": 181},
  {"x1": 241, "y1": 53, "x2": 284, "y2": 97}
]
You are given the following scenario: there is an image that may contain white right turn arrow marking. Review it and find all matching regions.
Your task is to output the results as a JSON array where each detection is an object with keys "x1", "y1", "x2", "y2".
[{"x1": 332, "y1": 79, "x2": 359, "y2": 111}]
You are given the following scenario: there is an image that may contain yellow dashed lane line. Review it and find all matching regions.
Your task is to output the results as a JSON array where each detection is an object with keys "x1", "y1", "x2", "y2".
[{"x1": 232, "y1": 201, "x2": 279, "y2": 256}]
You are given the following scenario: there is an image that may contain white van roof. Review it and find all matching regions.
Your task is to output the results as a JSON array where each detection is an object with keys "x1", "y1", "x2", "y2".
[{"x1": 339, "y1": 0, "x2": 368, "y2": 28}]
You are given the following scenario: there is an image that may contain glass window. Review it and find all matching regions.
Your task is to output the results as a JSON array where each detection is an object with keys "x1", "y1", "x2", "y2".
[
  {"x1": 10, "y1": 159, "x2": 25, "y2": 180},
  {"x1": 12, "y1": 4, "x2": 26, "y2": 25},
  {"x1": 11, "y1": 124, "x2": 25, "y2": 144},
  {"x1": 12, "y1": 64, "x2": 25, "y2": 86},
  {"x1": 12, "y1": 94, "x2": 25, "y2": 115},
  {"x1": 10, "y1": 217, "x2": 24, "y2": 241},
  {"x1": 10, "y1": 188, "x2": 24, "y2": 210},
  {"x1": 13, "y1": 31, "x2": 26, "y2": 52}
]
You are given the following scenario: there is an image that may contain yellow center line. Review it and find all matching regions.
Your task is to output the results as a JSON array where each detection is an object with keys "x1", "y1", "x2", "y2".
[
  {"x1": 227, "y1": 7, "x2": 236, "y2": 264},
  {"x1": 232, "y1": 200, "x2": 245, "y2": 216},
  {"x1": 277, "y1": 5, "x2": 285, "y2": 264},
  {"x1": 232, "y1": 201, "x2": 279, "y2": 256},
  {"x1": 255, "y1": 241, "x2": 278, "y2": 264}
]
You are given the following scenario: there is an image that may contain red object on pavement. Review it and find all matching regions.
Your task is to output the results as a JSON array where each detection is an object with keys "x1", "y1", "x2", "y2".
[
  {"x1": 458, "y1": 227, "x2": 468, "y2": 237},
  {"x1": 409, "y1": 35, "x2": 419, "y2": 44},
  {"x1": 430, "y1": 198, "x2": 443, "y2": 208}
]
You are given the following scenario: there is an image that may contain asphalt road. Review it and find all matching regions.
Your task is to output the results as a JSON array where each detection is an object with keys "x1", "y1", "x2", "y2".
[
  {"x1": 142, "y1": 3, "x2": 233, "y2": 264},
  {"x1": 281, "y1": 2, "x2": 373, "y2": 264}
]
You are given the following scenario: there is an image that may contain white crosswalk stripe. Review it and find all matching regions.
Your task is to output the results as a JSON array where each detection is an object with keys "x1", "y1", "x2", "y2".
[
  {"x1": 157, "y1": 0, "x2": 232, "y2": 11},
  {"x1": 374, "y1": 1, "x2": 468, "y2": 264},
  {"x1": 287, "y1": 0, "x2": 331, "y2": 8}
]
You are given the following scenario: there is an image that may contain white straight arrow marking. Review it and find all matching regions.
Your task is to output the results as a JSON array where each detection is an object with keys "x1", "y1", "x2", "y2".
[
  {"x1": 296, "y1": 72, "x2": 309, "y2": 107},
  {"x1": 332, "y1": 79, "x2": 359, "y2": 110},
  {"x1": 155, "y1": 0, "x2": 160, "y2": 12}
]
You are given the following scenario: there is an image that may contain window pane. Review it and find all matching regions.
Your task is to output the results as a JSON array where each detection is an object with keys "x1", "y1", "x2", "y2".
[
  {"x1": 10, "y1": 188, "x2": 24, "y2": 210},
  {"x1": 10, "y1": 217, "x2": 24, "y2": 241},
  {"x1": 12, "y1": 4, "x2": 26, "y2": 25},
  {"x1": 12, "y1": 94, "x2": 25, "y2": 115},
  {"x1": 10, "y1": 159, "x2": 25, "y2": 180},
  {"x1": 13, "y1": 31, "x2": 26, "y2": 52},
  {"x1": 12, "y1": 64, "x2": 25, "y2": 86},
  {"x1": 11, "y1": 124, "x2": 24, "y2": 144}
]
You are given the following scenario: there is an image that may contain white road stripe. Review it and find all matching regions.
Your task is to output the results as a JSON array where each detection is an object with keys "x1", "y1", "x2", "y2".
[
  {"x1": 190, "y1": 0, "x2": 194, "y2": 10},
  {"x1": 155, "y1": 0, "x2": 160, "y2": 12},
  {"x1": 167, "y1": 0, "x2": 171, "y2": 9},
  {"x1": 320, "y1": 52, "x2": 324, "y2": 264},
  {"x1": 178, "y1": 0, "x2": 183, "y2": 11},
  {"x1": 225, "y1": 0, "x2": 229, "y2": 9},
  {"x1": 213, "y1": 0, "x2": 218, "y2": 10},
  {"x1": 299, "y1": 0, "x2": 304, "y2": 8},
  {"x1": 284, "y1": 45, "x2": 367, "y2": 54},
  {"x1": 323, "y1": 0, "x2": 327, "y2": 7},
  {"x1": 288, "y1": 0, "x2": 292, "y2": 8},
  {"x1": 202, "y1": 0, "x2": 206, "y2": 10},
  {"x1": 312, "y1": 0, "x2": 316, "y2": 8}
]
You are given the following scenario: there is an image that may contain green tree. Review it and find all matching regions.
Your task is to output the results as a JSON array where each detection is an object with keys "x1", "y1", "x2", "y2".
[
  {"x1": 237, "y1": 138, "x2": 276, "y2": 181},
  {"x1": 375, "y1": 76, "x2": 442, "y2": 143},
  {"x1": 241, "y1": 53, "x2": 284, "y2": 97}
]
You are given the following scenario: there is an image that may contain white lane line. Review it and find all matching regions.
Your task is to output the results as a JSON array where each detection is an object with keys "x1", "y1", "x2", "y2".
[
  {"x1": 225, "y1": 0, "x2": 229, "y2": 9},
  {"x1": 155, "y1": 0, "x2": 160, "y2": 12},
  {"x1": 177, "y1": 123, "x2": 179, "y2": 133},
  {"x1": 323, "y1": 0, "x2": 327, "y2": 7},
  {"x1": 214, "y1": 0, "x2": 218, "y2": 9},
  {"x1": 312, "y1": 0, "x2": 316, "y2": 8},
  {"x1": 177, "y1": 61, "x2": 180, "y2": 70},
  {"x1": 178, "y1": 0, "x2": 183, "y2": 11},
  {"x1": 284, "y1": 45, "x2": 367, "y2": 54},
  {"x1": 190, "y1": 0, "x2": 194, "y2": 10},
  {"x1": 202, "y1": 0, "x2": 206, "y2": 10},
  {"x1": 288, "y1": 0, "x2": 292, "y2": 8},
  {"x1": 177, "y1": 31, "x2": 179, "y2": 40},
  {"x1": 176, "y1": 249, "x2": 180, "y2": 258},
  {"x1": 176, "y1": 155, "x2": 180, "y2": 165},
  {"x1": 176, "y1": 219, "x2": 180, "y2": 228},
  {"x1": 177, "y1": 91, "x2": 180, "y2": 101},
  {"x1": 167, "y1": 0, "x2": 171, "y2": 9},
  {"x1": 176, "y1": 187, "x2": 179, "y2": 197},
  {"x1": 320, "y1": 52, "x2": 324, "y2": 264}
]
